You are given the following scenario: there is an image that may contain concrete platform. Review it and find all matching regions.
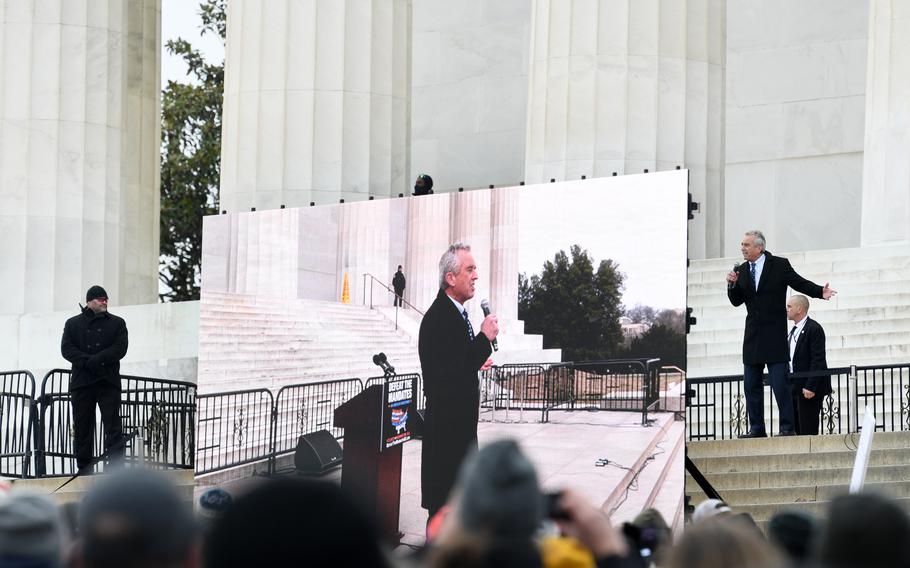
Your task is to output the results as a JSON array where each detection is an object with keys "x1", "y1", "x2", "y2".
[{"x1": 195, "y1": 410, "x2": 684, "y2": 548}]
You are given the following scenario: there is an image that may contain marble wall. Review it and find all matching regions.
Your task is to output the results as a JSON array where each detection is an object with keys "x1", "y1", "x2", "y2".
[
  {"x1": 218, "y1": 0, "x2": 412, "y2": 212},
  {"x1": 0, "y1": 301, "x2": 199, "y2": 383},
  {"x1": 410, "y1": 0, "x2": 532, "y2": 192},
  {"x1": 861, "y1": 0, "x2": 910, "y2": 246},
  {"x1": 523, "y1": 0, "x2": 726, "y2": 259},
  {"x1": 723, "y1": 0, "x2": 869, "y2": 256},
  {"x1": 0, "y1": 0, "x2": 161, "y2": 314}
]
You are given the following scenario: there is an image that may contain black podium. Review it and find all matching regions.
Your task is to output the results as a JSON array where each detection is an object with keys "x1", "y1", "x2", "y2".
[{"x1": 334, "y1": 375, "x2": 418, "y2": 544}]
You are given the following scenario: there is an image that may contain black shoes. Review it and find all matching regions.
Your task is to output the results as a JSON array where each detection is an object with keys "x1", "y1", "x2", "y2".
[
  {"x1": 738, "y1": 431, "x2": 768, "y2": 439},
  {"x1": 778, "y1": 431, "x2": 797, "y2": 436}
]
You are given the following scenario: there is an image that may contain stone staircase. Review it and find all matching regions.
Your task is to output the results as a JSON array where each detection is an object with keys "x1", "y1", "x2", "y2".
[
  {"x1": 199, "y1": 290, "x2": 561, "y2": 394},
  {"x1": 686, "y1": 431, "x2": 910, "y2": 531},
  {"x1": 198, "y1": 291, "x2": 423, "y2": 394},
  {"x1": 608, "y1": 415, "x2": 686, "y2": 533},
  {"x1": 7, "y1": 469, "x2": 195, "y2": 506},
  {"x1": 687, "y1": 243, "x2": 910, "y2": 378}
]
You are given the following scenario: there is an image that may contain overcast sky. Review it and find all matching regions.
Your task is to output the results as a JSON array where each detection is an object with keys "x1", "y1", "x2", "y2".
[
  {"x1": 518, "y1": 171, "x2": 688, "y2": 311},
  {"x1": 161, "y1": 0, "x2": 224, "y2": 85}
]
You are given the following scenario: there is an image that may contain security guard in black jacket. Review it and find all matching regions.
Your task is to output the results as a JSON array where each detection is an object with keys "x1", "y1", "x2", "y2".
[{"x1": 61, "y1": 285, "x2": 129, "y2": 471}]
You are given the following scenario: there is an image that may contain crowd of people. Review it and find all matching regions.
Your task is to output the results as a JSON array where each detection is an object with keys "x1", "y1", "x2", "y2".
[{"x1": 1, "y1": 438, "x2": 907, "y2": 568}]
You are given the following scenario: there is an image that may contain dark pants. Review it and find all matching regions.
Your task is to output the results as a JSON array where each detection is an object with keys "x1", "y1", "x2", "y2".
[
  {"x1": 792, "y1": 391, "x2": 824, "y2": 435},
  {"x1": 744, "y1": 362, "x2": 795, "y2": 434},
  {"x1": 71, "y1": 381, "x2": 123, "y2": 471},
  {"x1": 394, "y1": 289, "x2": 404, "y2": 307}
]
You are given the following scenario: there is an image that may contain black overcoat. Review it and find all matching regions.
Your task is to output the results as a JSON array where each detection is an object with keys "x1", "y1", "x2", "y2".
[
  {"x1": 727, "y1": 251, "x2": 824, "y2": 365},
  {"x1": 790, "y1": 317, "x2": 831, "y2": 396},
  {"x1": 61, "y1": 307, "x2": 129, "y2": 389},
  {"x1": 418, "y1": 289, "x2": 491, "y2": 511}
]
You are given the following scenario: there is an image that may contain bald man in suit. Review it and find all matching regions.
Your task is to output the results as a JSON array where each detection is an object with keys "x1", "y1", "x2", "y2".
[{"x1": 786, "y1": 295, "x2": 830, "y2": 435}]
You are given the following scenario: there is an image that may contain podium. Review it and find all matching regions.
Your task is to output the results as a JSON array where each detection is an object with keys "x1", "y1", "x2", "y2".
[{"x1": 334, "y1": 375, "x2": 418, "y2": 544}]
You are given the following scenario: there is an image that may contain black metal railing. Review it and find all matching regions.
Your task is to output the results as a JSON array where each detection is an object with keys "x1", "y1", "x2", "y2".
[
  {"x1": 35, "y1": 370, "x2": 196, "y2": 476},
  {"x1": 273, "y1": 379, "x2": 364, "y2": 457},
  {"x1": 195, "y1": 358, "x2": 674, "y2": 475},
  {"x1": 686, "y1": 363, "x2": 910, "y2": 441},
  {"x1": 362, "y1": 273, "x2": 425, "y2": 329},
  {"x1": 196, "y1": 389, "x2": 275, "y2": 476},
  {"x1": 0, "y1": 371, "x2": 37, "y2": 478}
]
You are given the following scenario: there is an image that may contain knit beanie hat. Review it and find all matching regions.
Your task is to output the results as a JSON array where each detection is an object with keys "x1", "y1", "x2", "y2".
[
  {"x1": 0, "y1": 492, "x2": 67, "y2": 567},
  {"x1": 85, "y1": 285, "x2": 108, "y2": 302},
  {"x1": 455, "y1": 439, "x2": 543, "y2": 538}
]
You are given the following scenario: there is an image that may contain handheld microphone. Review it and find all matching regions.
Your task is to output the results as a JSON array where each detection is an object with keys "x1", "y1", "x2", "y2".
[
  {"x1": 480, "y1": 299, "x2": 498, "y2": 351},
  {"x1": 728, "y1": 263, "x2": 740, "y2": 290}
]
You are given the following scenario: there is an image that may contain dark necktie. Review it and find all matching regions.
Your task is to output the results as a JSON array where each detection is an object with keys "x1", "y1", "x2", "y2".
[
  {"x1": 750, "y1": 262, "x2": 757, "y2": 289},
  {"x1": 463, "y1": 309, "x2": 474, "y2": 341},
  {"x1": 789, "y1": 325, "x2": 798, "y2": 345}
]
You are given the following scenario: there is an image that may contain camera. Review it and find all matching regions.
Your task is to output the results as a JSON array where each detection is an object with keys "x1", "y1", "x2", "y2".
[{"x1": 543, "y1": 491, "x2": 570, "y2": 521}]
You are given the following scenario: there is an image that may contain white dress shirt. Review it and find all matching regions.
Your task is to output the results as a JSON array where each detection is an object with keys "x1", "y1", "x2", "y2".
[
  {"x1": 788, "y1": 316, "x2": 809, "y2": 372},
  {"x1": 750, "y1": 253, "x2": 766, "y2": 291}
]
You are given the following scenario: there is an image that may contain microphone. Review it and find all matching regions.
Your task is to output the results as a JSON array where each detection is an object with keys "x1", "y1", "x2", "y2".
[
  {"x1": 480, "y1": 299, "x2": 498, "y2": 352},
  {"x1": 728, "y1": 263, "x2": 740, "y2": 290}
]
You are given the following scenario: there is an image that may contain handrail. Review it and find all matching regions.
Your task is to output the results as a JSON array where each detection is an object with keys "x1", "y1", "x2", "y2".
[{"x1": 362, "y1": 273, "x2": 425, "y2": 316}]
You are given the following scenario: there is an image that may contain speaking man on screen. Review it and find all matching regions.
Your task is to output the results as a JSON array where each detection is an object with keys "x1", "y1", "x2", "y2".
[
  {"x1": 419, "y1": 242, "x2": 497, "y2": 520},
  {"x1": 726, "y1": 230, "x2": 835, "y2": 438}
]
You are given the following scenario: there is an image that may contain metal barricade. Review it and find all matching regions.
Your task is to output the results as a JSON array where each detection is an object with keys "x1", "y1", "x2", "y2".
[
  {"x1": 36, "y1": 370, "x2": 196, "y2": 476},
  {"x1": 196, "y1": 389, "x2": 274, "y2": 476},
  {"x1": 686, "y1": 367, "x2": 855, "y2": 441},
  {"x1": 272, "y1": 378, "x2": 364, "y2": 459},
  {"x1": 0, "y1": 371, "x2": 36, "y2": 478}
]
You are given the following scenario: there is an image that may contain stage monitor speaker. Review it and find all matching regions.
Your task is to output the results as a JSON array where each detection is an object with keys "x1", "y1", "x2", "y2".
[{"x1": 295, "y1": 430, "x2": 343, "y2": 474}]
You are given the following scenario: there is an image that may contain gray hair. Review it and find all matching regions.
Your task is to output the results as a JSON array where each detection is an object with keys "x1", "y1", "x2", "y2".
[
  {"x1": 745, "y1": 230, "x2": 766, "y2": 249},
  {"x1": 439, "y1": 242, "x2": 471, "y2": 290}
]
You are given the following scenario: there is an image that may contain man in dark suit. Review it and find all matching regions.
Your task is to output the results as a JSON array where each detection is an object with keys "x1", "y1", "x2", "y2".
[
  {"x1": 726, "y1": 231, "x2": 835, "y2": 438},
  {"x1": 392, "y1": 265, "x2": 406, "y2": 307},
  {"x1": 419, "y1": 242, "x2": 498, "y2": 520},
  {"x1": 61, "y1": 285, "x2": 129, "y2": 471},
  {"x1": 786, "y1": 295, "x2": 830, "y2": 435}
]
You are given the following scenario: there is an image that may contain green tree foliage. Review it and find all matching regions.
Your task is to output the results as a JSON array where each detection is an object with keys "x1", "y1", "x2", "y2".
[
  {"x1": 159, "y1": 0, "x2": 225, "y2": 301},
  {"x1": 626, "y1": 323, "x2": 686, "y2": 370},
  {"x1": 518, "y1": 246, "x2": 625, "y2": 361}
]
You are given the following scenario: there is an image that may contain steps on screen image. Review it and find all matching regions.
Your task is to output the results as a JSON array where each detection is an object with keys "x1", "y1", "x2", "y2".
[{"x1": 688, "y1": 243, "x2": 910, "y2": 377}]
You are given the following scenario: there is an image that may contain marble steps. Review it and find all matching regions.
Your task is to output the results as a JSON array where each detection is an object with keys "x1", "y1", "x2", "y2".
[
  {"x1": 687, "y1": 244, "x2": 910, "y2": 274},
  {"x1": 608, "y1": 419, "x2": 685, "y2": 530},
  {"x1": 687, "y1": 268, "x2": 910, "y2": 295},
  {"x1": 689, "y1": 331, "x2": 910, "y2": 357},
  {"x1": 687, "y1": 317, "x2": 910, "y2": 343},
  {"x1": 691, "y1": 291, "x2": 910, "y2": 311},
  {"x1": 686, "y1": 431, "x2": 910, "y2": 525}
]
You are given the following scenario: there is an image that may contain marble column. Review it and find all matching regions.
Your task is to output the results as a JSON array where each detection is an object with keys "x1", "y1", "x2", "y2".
[
  {"x1": 490, "y1": 186, "x2": 519, "y2": 321},
  {"x1": 0, "y1": 0, "x2": 161, "y2": 314},
  {"x1": 404, "y1": 194, "x2": 451, "y2": 312},
  {"x1": 219, "y1": 0, "x2": 412, "y2": 214},
  {"x1": 338, "y1": 199, "x2": 395, "y2": 305},
  {"x1": 861, "y1": 0, "x2": 910, "y2": 246},
  {"x1": 523, "y1": 0, "x2": 725, "y2": 258},
  {"x1": 450, "y1": 190, "x2": 492, "y2": 324}
]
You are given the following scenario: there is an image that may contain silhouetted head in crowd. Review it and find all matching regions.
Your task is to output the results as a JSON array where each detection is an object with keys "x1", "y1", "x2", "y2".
[
  {"x1": 666, "y1": 518, "x2": 783, "y2": 568},
  {"x1": 414, "y1": 174, "x2": 434, "y2": 196},
  {"x1": 430, "y1": 439, "x2": 544, "y2": 568},
  {"x1": 76, "y1": 468, "x2": 197, "y2": 568},
  {"x1": 819, "y1": 493, "x2": 910, "y2": 568},
  {"x1": 625, "y1": 508, "x2": 672, "y2": 565},
  {"x1": 767, "y1": 509, "x2": 818, "y2": 564},
  {"x1": 204, "y1": 478, "x2": 388, "y2": 568},
  {"x1": 0, "y1": 492, "x2": 68, "y2": 568}
]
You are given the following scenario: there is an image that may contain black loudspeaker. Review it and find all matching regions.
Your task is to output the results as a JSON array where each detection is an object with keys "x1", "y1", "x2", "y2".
[{"x1": 294, "y1": 430, "x2": 343, "y2": 474}]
